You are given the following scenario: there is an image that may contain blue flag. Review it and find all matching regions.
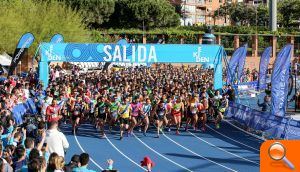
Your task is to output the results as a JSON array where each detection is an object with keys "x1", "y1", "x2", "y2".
[
  {"x1": 8, "y1": 32, "x2": 35, "y2": 76},
  {"x1": 271, "y1": 44, "x2": 292, "y2": 117},
  {"x1": 50, "y1": 33, "x2": 64, "y2": 43},
  {"x1": 258, "y1": 47, "x2": 272, "y2": 90},
  {"x1": 227, "y1": 45, "x2": 247, "y2": 84},
  {"x1": 237, "y1": 44, "x2": 248, "y2": 81}
]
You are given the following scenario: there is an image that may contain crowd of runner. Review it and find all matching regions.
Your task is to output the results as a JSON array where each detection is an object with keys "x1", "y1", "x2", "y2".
[
  {"x1": 0, "y1": 63, "x2": 236, "y2": 172},
  {"x1": 48, "y1": 64, "x2": 233, "y2": 139}
]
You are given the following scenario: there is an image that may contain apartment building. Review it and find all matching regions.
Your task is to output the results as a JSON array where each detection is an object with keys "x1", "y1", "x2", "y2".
[{"x1": 169, "y1": 0, "x2": 267, "y2": 26}]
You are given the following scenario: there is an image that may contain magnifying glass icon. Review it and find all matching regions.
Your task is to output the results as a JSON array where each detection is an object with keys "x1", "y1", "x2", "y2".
[{"x1": 268, "y1": 142, "x2": 295, "y2": 170}]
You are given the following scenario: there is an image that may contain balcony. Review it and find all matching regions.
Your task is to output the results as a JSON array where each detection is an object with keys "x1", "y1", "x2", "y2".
[{"x1": 181, "y1": 0, "x2": 206, "y2": 7}]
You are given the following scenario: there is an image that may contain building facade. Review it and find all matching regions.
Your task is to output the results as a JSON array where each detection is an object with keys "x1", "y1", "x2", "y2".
[{"x1": 169, "y1": 0, "x2": 267, "y2": 26}]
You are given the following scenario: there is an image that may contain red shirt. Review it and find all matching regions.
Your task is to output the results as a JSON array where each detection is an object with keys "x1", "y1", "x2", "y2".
[{"x1": 46, "y1": 105, "x2": 60, "y2": 122}]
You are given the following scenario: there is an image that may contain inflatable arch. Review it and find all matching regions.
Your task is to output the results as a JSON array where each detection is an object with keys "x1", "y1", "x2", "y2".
[{"x1": 38, "y1": 43, "x2": 224, "y2": 89}]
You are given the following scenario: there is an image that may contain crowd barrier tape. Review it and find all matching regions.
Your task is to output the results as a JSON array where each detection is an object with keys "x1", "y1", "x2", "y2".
[{"x1": 225, "y1": 102, "x2": 300, "y2": 139}]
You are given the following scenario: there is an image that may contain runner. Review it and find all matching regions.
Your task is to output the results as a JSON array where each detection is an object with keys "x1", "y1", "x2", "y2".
[
  {"x1": 128, "y1": 98, "x2": 142, "y2": 136},
  {"x1": 212, "y1": 90, "x2": 223, "y2": 129},
  {"x1": 118, "y1": 97, "x2": 131, "y2": 140},
  {"x1": 71, "y1": 97, "x2": 83, "y2": 134},
  {"x1": 154, "y1": 99, "x2": 166, "y2": 138},
  {"x1": 108, "y1": 96, "x2": 119, "y2": 132},
  {"x1": 139, "y1": 98, "x2": 152, "y2": 136},
  {"x1": 95, "y1": 96, "x2": 108, "y2": 138},
  {"x1": 198, "y1": 92, "x2": 209, "y2": 131},
  {"x1": 172, "y1": 98, "x2": 184, "y2": 135},
  {"x1": 185, "y1": 94, "x2": 199, "y2": 131},
  {"x1": 215, "y1": 94, "x2": 229, "y2": 129}
]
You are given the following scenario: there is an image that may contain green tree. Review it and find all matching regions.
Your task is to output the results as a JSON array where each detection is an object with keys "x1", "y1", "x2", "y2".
[
  {"x1": 106, "y1": 0, "x2": 180, "y2": 29},
  {"x1": 0, "y1": 0, "x2": 90, "y2": 54},
  {"x1": 64, "y1": 0, "x2": 115, "y2": 28},
  {"x1": 257, "y1": 4, "x2": 269, "y2": 27},
  {"x1": 278, "y1": 0, "x2": 300, "y2": 27}
]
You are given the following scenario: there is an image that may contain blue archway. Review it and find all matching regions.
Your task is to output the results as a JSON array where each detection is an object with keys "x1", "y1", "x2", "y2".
[{"x1": 39, "y1": 43, "x2": 224, "y2": 89}]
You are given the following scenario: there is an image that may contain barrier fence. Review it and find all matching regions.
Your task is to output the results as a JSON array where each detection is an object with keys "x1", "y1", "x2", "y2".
[{"x1": 225, "y1": 102, "x2": 300, "y2": 139}]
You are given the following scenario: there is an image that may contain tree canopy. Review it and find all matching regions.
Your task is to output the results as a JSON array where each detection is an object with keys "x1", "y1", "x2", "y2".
[
  {"x1": 63, "y1": 0, "x2": 115, "y2": 28},
  {"x1": 105, "y1": 0, "x2": 180, "y2": 29},
  {"x1": 214, "y1": 2, "x2": 268, "y2": 27},
  {"x1": 278, "y1": 0, "x2": 300, "y2": 27},
  {"x1": 0, "y1": 0, "x2": 90, "y2": 54}
]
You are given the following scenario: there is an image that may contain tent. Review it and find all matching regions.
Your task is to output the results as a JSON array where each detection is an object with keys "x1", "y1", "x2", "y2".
[{"x1": 0, "y1": 53, "x2": 12, "y2": 66}]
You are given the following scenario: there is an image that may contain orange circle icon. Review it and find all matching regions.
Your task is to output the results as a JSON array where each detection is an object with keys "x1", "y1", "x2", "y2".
[{"x1": 268, "y1": 142, "x2": 286, "y2": 161}]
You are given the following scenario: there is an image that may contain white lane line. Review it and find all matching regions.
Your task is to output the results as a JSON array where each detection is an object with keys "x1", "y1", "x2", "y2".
[
  {"x1": 206, "y1": 125, "x2": 260, "y2": 152},
  {"x1": 74, "y1": 133, "x2": 104, "y2": 170},
  {"x1": 187, "y1": 131, "x2": 259, "y2": 165},
  {"x1": 133, "y1": 133, "x2": 193, "y2": 172},
  {"x1": 224, "y1": 120, "x2": 266, "y2": 141},
  {"x1": 105, "y1": 135, "x2": 147, "y2": 171},
  {"x1": 162, "y1": 132, "x2": 238, "y2": 172}
]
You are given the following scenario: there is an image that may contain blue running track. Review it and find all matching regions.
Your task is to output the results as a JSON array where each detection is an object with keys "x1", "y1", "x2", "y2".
[{"x1": 61, "y1": 121, "x2": 263, "y2": 172}]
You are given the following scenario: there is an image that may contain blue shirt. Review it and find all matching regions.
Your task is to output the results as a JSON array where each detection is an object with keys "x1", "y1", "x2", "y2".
[{"x1": 72, "y1": 166, "x2": 96, "y2": 172}]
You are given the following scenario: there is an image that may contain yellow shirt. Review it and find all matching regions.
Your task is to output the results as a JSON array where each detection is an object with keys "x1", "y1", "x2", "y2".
[{"x1": 119, "y1": 104, "x2": 130, "y2": 118}]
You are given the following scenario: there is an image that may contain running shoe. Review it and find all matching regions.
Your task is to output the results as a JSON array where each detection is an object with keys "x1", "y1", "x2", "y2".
[
  {"x1": 216, "y1": 124, "x2": 220, "y2": 129},
  {"x1": 155, "y1": 135, "x2": 160, "y2": 138},
  {"x1": 168, "y1": 127, "x2": 171, "y2": 132},
  {"x1": 143, "y1": 132, "x2": 147, "y2": 137},
  {"x1": 138, "y1": 127, "x2": 142, "y2": 132},
  {"x1": 176, "y1": 130, "x2": 180, "y2": 135},
  {"x1": 120, "y1": 136, "x2": 123, "y2": 140},
  {"x1": 185, "y1": 126, "x2": 188, "y2": 132},
  {"x1": 201, "y1": 127, "x2": 206, "y2": 132},
  {"x1": 109, "y1": 126, "x2": 112, "y2": 132}
]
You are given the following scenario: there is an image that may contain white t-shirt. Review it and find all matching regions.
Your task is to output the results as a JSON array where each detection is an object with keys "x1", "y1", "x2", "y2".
[{"x1": 45, "y1": 129, "x2": 69, "y2": 157}]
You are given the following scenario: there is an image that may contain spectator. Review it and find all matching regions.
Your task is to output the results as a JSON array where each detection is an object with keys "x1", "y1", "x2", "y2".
[
  {"x1": 72, "y1": 153, "x2": 95, "y2": 172},
  {"x1": 226, "y1": 85, "x2": 235, "y2": 102},
  {"x1": 64, "y1": 155, "x2": 80, "y2": 172},
  {"x1": 140, "y1": 156, "x2": 155, "y2": 172},
  {"x1": 12, "y1": 146, "x2": 27, "y2": 172},
  {"x1": 53, "y1": 156, "x2": 65, "y2": 172},
  {"x1": 257, "y1": 95, "x2": 271, "y2": 112},
  {"x1": 45, "y1": 121, "x2": 69, "y2": 157},
  {"x1": 0, "y1": 143, "x2": 13, "y2": 172}
]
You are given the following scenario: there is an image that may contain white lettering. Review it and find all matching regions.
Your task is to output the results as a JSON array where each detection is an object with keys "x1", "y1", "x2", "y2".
[
  {"x1": 148, "y1": 46, "x2": 157, "y2": 62},
  {"x1": 103, "y1": 45, "x2": 112, "y2": 61},
  {"x1": 45, "y1": 45, "x2": 62, "y2": 61},
  {"x1": 113, "y1": 45, "x2": 122, "y2": 62},
  {"x1": 138, "y1": 46, "x2": 147, "y2": 62},
  {"x1": 132, "y1": 45, "x2": 136, "y2": 62},
  {"x1": 123, "y1": 46, "x2": 130, "y2": 62}
]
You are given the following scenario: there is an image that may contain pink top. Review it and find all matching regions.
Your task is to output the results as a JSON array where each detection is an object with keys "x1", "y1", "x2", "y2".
[{"x1": 131, "y1": 103, "x2": 142, "y2": 117}]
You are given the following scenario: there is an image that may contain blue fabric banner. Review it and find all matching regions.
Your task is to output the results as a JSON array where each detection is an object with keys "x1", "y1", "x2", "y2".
[
  {"x1": 225, "y1": 102, "x2": 291, "y2": 139},
  {"x1": 271, "y1": 44, "x2": 292, "y2": 117},
  {"x1": 227, "y1": 45, "x2": 247, "y2": 84},
  {"x1": 258, "y1": 47, "x2": 272, "y2": 90},
  {"x1": 50, "y1": 34, "x2": 64, "y2": 43},
  {"x1": 237, "y1": 44, "x2": 248, "y2": 81},
  {"x1": 8, "y1": 33, "x2": 35, "y2": 76},
  {"x1": 39, "y1": 43, "x2": 224, "y2": 89}
]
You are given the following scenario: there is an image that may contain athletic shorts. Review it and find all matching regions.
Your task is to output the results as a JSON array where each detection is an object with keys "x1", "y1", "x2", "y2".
[
  {"x1": 172, "y1": 112, "x2": 181, "y2": 117},
  {"x1": 154, "y1": 114, "x2": 165, "y2": 121},
  {"x1": 98, "y1": 113, "x2": 107, "y2": 120},
  {"x1": 119, "y1": 117, "x2": 129, "y2": 125},
  {"x1": 72, "y1": 115, "x2": 80, "y2": 121}
]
